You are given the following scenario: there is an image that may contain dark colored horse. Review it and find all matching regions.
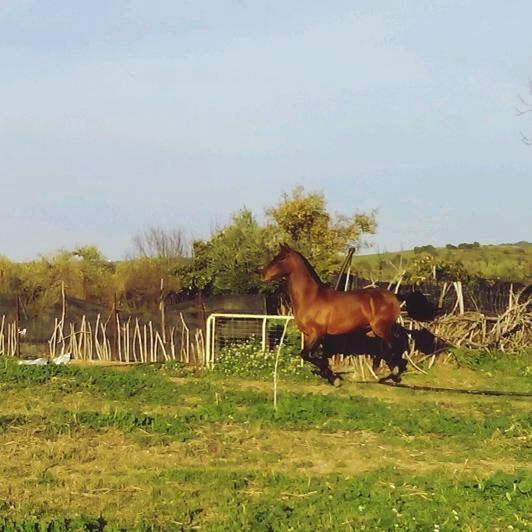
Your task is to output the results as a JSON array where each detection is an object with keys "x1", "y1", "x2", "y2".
[{"x1": 261, "y1": 244, "x2": 407, "y2": 385}]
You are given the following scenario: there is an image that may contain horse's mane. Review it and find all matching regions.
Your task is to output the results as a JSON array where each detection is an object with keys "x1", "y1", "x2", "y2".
[{"x1": 289, "y1": 248, "x2": 325, "y2": 287}]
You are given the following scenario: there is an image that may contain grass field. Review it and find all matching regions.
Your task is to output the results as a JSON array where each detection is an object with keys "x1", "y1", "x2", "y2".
[
  {"x1": 350, "y1": 242, "x2": 532, "y2": 283},
  {"x1": 0, "y1": 349, "x2": 530, "y2": 531}
]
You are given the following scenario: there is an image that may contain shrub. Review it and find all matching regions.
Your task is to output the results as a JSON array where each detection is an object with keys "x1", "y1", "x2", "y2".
[{"x1": 213, "y1": 340, "x2": 316, "y2": 381}]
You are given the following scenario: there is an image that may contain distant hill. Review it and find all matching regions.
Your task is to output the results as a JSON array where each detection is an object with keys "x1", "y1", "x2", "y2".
[{"x1": 350, "y1": 242, "x2": 532, "y2": 284}]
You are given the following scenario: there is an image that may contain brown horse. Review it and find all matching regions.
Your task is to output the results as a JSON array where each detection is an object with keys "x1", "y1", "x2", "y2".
[{"x1": 261, "y1": 244, "x2": 407, "y2": 385}]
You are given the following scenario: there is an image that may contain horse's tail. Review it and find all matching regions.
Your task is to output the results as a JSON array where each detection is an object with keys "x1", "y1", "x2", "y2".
[{"x1": 396, "y1": 291, "x2": 442, "y2": 322}]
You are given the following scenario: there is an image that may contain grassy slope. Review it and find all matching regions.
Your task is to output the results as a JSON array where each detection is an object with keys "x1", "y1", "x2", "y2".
[
  {"x1": 0, "y1": 352, "x2": 530, "y2": 531},
  {"x1": 350, "y1": 242, "x2": 532, "y2": 283}
]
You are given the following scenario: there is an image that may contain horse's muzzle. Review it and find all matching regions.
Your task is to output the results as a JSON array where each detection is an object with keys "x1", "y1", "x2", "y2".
[{"x1": 259, "y1": 268, "x2": 269, "y2": 282}]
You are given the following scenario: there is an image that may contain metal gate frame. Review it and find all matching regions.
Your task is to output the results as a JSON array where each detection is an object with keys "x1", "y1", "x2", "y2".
[{"x1": 205, "y1": 313, "x2": 302, "y2": 368}]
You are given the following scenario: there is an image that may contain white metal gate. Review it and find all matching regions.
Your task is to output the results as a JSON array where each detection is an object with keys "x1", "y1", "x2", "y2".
[{"x1": 205, "y1": 313, "x2": 302, "y2": 368}]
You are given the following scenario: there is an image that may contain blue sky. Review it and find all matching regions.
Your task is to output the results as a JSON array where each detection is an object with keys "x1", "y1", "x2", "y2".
[{"x1": 1, "y1": 0, "x2": 531, "y2": 261}]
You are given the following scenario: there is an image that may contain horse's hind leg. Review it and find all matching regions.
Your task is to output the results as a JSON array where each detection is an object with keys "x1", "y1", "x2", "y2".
[
  {"x1": 370, "y1": 320, "x2": 406, "y2": 383},
  {"x1": 301, "y1": 332, "x2": 341, "y2": 387}
]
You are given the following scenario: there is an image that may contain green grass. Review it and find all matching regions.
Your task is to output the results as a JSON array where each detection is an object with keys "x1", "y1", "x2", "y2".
[
  {"x1": 2, "y1": 353, "x2": 529, "y2": 438},
  {"x1": 452, "y1": 347, "x2": 531, "y2": 374},
  {"x1": 0, "y1": 468, "x2": 529, "y2": 530},
  {"x1": 0, "y1": 351, "x2": 530, "y2": 530}
]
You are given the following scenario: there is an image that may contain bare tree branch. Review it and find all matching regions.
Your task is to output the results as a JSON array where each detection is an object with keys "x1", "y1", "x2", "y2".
[
  {"x1": 521, "y1": 131, "x2": 532, "y2": 145},
  {"x1": 130, "y1": 226, "x2": 190, "y2": 259},
  {"x1": 515, "y1": 96, "x2": 532, "y2": 116},
  {"x1": 517, "y1": 79, "x2": 532, "y2": 145}
]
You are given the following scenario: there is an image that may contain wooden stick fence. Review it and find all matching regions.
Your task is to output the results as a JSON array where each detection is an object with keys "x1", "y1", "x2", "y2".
[
  {"x1": 0, "y1": 315, "x2": 18, "y2": 357},
  {"x1": 3, "y1": 283, "x2": 528, "y2": 378},
  {"x1": 48, "y1": 312, "x2": 205, "y2": 365}
]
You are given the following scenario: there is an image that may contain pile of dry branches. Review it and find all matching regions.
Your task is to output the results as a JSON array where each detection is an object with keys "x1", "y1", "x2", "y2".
[{"x1": 425, "y1": 292, "x2": 531, "y2": 353}]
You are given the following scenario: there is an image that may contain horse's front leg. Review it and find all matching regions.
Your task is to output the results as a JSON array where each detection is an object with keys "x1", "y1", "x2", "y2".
[{"x1": 301, "y1": 332, "x2": 341, "y2": 387}]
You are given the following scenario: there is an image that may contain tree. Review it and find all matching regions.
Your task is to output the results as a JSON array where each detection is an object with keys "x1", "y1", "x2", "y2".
[
  {"x1": 175, "y1": 188, "x2": 377, "y2": 294},
  {"x1": 405, "y1": 255, "x2": 470, "y2": 285},
  {"x1": 0, "y1": 247, "x2": 119, "y2": 310},
  {"x1": 116, "y1": 257, "x2": 180, "y2": 311},
  {"x1": 13, "y1": 248, "x2": 117, "y2": 308},
  {"x1": 71, "y1": 246, "x2": 117, "y2": 304},
  {"x1": 130, "y1": 226, "x2": 189, "y2": 259},
  {"x1": 266, "y1": 186, "x2": 376, "y2": 279},
  {"x1": 177, "y1": 209, "x2": 269, "y2": 294},
  {"x1": 0, "y1": 256, "x2": 21, "y2": 296},
  {"x1": 414, "y1": 245, "x2": 437, "y2": 254}
]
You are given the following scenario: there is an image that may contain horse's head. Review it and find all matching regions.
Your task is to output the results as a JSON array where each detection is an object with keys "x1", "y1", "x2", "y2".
[{"x1": 261, "y1": 244, "x2": 294, "y2": 281}]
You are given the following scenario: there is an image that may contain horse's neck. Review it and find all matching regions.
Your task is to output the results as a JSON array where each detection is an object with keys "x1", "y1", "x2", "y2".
[{"x1": 286, "y1": 258, "x2": 321, "y2": 313}]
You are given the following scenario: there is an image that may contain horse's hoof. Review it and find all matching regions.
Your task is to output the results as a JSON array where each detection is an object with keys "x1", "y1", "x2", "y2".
[{"x1": 329, "y1": 375, "x2": 342, "y2": 387}]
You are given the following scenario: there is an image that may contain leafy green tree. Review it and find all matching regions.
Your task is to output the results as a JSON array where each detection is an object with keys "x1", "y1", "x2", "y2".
[
  {"x1": 265, "y1": 186, "x2": 376, "y2": 279},
  {"x1": 177, "y1": 189, "x2": 377, "y2": 294},
  {"x1": 0, "y1": 256, "x2": 22, "y2": 296},
  {"x1": 414, "y1": 245, "x2": 437, "y2": 255},
  {"x1": 1, "y1": 247, "x2": 117, "y2": 310},
  {"x1": 458, "y1": 242, "x2": 476, "y2": 250},
  {"x1": 72, "y1": 246, "x2": 117, "y2": 304},
  {"x1": 405, "y1": 255, "x2": 470, "y2": 285},
  {"x1": 0, "y1": 253, "x2": 81, "y2": 307},
  {"x1": 177, "y1": 240, "x2": 215, "y2": 293},
  {"x1": 177, "y1": 209, "x2": 269, "y2": 294}
]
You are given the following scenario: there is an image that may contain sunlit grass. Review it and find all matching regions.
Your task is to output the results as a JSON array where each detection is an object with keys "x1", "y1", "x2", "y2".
[{"x1": 0, "y1": 352, "x2": 530, "y2": 529}]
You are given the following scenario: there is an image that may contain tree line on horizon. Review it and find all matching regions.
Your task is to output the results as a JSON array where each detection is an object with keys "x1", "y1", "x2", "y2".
[
  {"x1": 1, "y1": 187, "x2": 530, "y2": 316},
  {"x1": 0, "y1": 187, "x2": 376, "y2": 313}
]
